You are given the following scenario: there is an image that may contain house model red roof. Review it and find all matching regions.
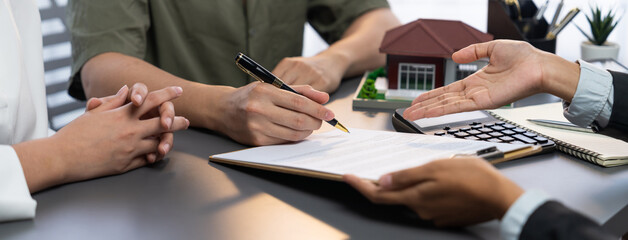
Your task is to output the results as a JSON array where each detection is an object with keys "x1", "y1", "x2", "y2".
[{"x1": 380, "y1": 19, "x2": 493, "y2": 58}]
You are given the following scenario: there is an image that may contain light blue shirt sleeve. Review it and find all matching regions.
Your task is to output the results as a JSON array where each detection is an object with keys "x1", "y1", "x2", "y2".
[
  {"x1": 563, "y1": 60, "x2": 614, "y2": 128},
  {"x1": 499, "y1": 60, "x2": 615, "y2": 239},
  {"x1": 500, "y1": 190, "x2": 550, "y2": 240}
]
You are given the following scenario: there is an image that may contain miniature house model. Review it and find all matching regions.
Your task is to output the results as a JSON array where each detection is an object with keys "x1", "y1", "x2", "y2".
[{"x1": 380, "y1": 19, "x2": 493, "y2": 97}]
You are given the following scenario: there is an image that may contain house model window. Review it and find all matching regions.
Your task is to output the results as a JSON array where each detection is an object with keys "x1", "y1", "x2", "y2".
[{"x1": 398, "y1": 63, "x2": 435, "y2": 90}]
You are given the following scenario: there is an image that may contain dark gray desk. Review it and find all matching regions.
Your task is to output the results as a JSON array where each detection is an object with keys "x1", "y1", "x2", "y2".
[{"x1": 1, "y1": 78, "x2": 627, "y2": 239}]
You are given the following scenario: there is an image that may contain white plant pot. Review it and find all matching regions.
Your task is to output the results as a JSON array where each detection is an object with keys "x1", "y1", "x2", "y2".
[{"x1": 580, "y1": 41, "x2": 620, "y2": 61}]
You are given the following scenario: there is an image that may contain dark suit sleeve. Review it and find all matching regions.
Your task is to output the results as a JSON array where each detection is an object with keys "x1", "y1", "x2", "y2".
[
  {"x1": 519, "y1": 201, "x2": 617, "y2": 240},
  {"x1": 597, "y1": 71, "x2": 628, "y2": 141}
]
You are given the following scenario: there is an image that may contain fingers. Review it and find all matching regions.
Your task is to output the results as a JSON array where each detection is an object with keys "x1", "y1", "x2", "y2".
[
  {"x1": 452, "y1": 41, "x2": 496, "y2": 64},
  {"x1": 159, "y1": 101, "x2": 175, "y2": 130},
  {"x1": 343, "y1": 174, "x2": 410, "y2": 205},
  {"x1": 379, "y1": 165, "x2": 434, "y2": 191},
  {"x1": 271, "y1": 89, "x2": 334, "y2": 122},
  {"x1": 158, "y1": 132, "x2": 173, "y2": 156},
  {"x1": 404, "y1": 97, "x2": 479, "y2": 120},
  {"x1": 139, "y1": 116, "x2": 190, "y2": 137},
  {"x1": 129, "y1": 82, "x2": 149, "y2": 107},
  {"x1": 412, "y1": 81, "x2": 466, "y2": 105},
  {"x1": 85, "y1": 97, "x2": 103, "y2": 111},
  {"x1": 135, "y1": 86, "x2": 183, "y2": 117},
  {"x1": 121, "y1": 156, "x2": 151, "y2": 173},
  {"x1": 262, "y1": 122, "x2": 315, "y2": 142},
  {"x1": 89, "y1": 85, "x2": 130, "y2": 113},
  {"x1": 292, "y1": 85, "x2": 330, "y2": 105}
]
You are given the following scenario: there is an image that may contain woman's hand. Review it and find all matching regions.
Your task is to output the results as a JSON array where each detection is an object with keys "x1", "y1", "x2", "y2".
[{"x1": 85, "y1": 83, "x2": 178, "y2": 162}]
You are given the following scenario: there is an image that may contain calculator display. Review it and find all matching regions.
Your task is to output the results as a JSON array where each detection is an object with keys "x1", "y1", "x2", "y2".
[{"x1": 412, "y1": 111, "x2": 488, "y2": 128}]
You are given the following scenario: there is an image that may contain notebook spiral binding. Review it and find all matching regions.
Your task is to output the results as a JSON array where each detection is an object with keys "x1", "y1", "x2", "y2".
[{"x1": 486, "y1": 111, "x2": 606, "y2": 166}]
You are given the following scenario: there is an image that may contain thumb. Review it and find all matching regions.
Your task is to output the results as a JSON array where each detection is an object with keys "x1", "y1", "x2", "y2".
[
  {"x1": 85, "y1": 97, "x2": 103, "y2": 111},
  {"x1": 452, "y1": 40, "x2": 497, "y2": 64},
  {"x1": 379, "y1": 164, "x2": 434, "y2": 190},
  {"x1": 90, "y1": 85, "x2": 129, "y2": 112}
]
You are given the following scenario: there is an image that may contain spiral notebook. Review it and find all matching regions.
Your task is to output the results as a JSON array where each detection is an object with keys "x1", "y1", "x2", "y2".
[{"x1": 488, "y1": 102, "x2": 628, "y2": 167}]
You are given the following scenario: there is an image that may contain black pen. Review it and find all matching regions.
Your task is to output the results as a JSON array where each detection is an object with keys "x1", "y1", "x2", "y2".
[
  {"x1": 546, "y1": 8, "x2": 579, "y2": 40},
  {"x1": 235, "y1": 52, "x2": 350, "y2": 133}
]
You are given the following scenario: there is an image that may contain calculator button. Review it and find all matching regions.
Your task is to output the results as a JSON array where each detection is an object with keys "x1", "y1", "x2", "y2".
[
  {"x1": 489, "y1": 132, "x2": 504, "y2": 137},
  {"x1": 477, "y1": 134, "x2": 492, "y2": 140},
  {"x1": 460, "y1": 127, "x2": 471, "y2": 131},
  {"x1": 467, "y1": 130, "x2": 481, "y2": 135},
  {"x1": 448, "y1": 129, "x2": 460, "y2": 134},
  {"x1": 471, "y1": 122, "x2": 482, "y2": 125},
  {"x1": 454, "y1": 132, "x2": 470, "y2": 138},
  {"x1": 513, "y1": 134, "x2": 537, "y2": 144},
  {"x1": 488, "y1": 138, "x2": 503, "y2": 143},
  {"x1": 472, "y1": 125, "x2": 483, "y2": 129},
  {"x1": 491, "y1": 126, "x2": 505, "y2": 131},
  {"x1": 495, "y1": 122, "x2": 506, "y2": 125},
  {"x1": 501, "y1": 130, "x2": 516, "y2": 135},
  {"x1": 511, "y1": 140, "x2": 525, "y2": 144},
  {"x1": 434, "y1": 131, "x2": 446, "y2": 136},
  {"x1": 523, "y1": 132, "x2": 537, "y2": 138},
  {"x1": 513, "y1": 128, "x2": 526, "y2": 134},
  {"x1": 483, "y1": 123, "x2": 495, "y2": 127},
  {"x1": 499, "y1": 136, "x2": 515, "y2": 142},
  {"x1": 465, "y1": 136, "x2": 480, "y2": 141},
  {"x1": 534, "y1": 136, "x2": 548, "y2": 143},
  {"x1": 443, "y1": 126, "x2": 451, "y2": 130},
  {"x1": 503, "y1": 124, "x2": 516, "y2": 129},
  {"x1": 479, "y1": 128, "x2": 493, "y2": 133}
]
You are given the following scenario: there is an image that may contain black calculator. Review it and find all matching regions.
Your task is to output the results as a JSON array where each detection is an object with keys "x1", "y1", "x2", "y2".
[{"x1": 392, "y1": 108, "x2": 556, "y2": 152}]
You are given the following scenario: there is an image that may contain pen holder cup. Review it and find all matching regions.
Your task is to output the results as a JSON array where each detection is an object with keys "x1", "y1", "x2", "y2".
[
  {"x1": 488, "y1": 0, "x2": 557, "y2": 53},
  {"x1": 514, "y1": 19, "x2": 557, "y2": 53}
]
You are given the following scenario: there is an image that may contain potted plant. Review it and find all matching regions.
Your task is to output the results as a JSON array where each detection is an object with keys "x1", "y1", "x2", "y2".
[{"x1": 577, "y1": 5, "x2": 621, "y2": 61}]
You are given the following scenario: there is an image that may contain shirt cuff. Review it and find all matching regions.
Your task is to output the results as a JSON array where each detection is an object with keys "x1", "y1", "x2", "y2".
[
  {"x1": 563, "y1": 60, "x2": 614, "y2": 128},
  {"x1": 0, "y1": 145, "x2": 37, "y2": 222},
  {"x1": 500, "y1": 190, "x2": 550, "y2": 240}
]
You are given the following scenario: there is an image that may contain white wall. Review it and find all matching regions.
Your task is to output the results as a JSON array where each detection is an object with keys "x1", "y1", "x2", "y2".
[{"x1": 303, "y1": 0, "x2": 628, "y2": 63}]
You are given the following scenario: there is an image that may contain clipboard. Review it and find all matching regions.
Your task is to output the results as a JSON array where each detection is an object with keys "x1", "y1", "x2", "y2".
[{"x1": 209, "y1": 129, "x2": 542, "y2": 182}]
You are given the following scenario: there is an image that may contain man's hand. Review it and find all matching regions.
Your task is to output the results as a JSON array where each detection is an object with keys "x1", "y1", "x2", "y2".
[
  {"x1": 218, "y1": 82, "x2": 335, "y2": 146},
  {"x1": 272, "y1": 54, "x2": 347, "y2": 93},
  {"x1": 344, "y1": 157, "x2": 523, "y2": 227},
  {"x1": 403, "y1": 40, "x2": 580, "y2": 121}
]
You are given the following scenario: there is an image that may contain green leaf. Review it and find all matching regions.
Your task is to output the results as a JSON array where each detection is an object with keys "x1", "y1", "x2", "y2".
[{"x1": 583, "y1": 5, "x2": 619, "y2": 45}]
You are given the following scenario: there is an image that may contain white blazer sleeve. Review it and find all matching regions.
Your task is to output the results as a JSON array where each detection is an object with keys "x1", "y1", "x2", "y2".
[{"x1": 0, "y1": 145, "x2": 37, "y2": 222}]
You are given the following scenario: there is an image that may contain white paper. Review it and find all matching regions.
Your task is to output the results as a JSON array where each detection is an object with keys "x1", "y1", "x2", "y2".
[{"x1": 212, "y1": 129, "x2": 525, "y2": 181}]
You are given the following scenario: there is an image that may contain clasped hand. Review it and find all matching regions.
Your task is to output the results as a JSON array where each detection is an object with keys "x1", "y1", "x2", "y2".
[{"x1": 52, "y1": 84, "x2": 189, "y2": 183}]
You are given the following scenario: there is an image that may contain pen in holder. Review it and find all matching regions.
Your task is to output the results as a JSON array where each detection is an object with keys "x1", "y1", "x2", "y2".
[{"x1": 488, "y1": 0, "x2": 556, "y2": 53}]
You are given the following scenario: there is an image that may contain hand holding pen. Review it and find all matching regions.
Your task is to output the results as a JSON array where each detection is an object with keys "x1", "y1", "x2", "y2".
[
  {"x1": 236, "y1": 53, "x2": 349, "y2": 134},
  {"x1": 214, "y1": 54, "x2": 344, "y2": 146}
]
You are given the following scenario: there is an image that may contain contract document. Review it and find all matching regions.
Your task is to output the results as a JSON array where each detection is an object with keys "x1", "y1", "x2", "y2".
[{"x1": 210, "y1": 129, "x2": 540, "y2": 181}]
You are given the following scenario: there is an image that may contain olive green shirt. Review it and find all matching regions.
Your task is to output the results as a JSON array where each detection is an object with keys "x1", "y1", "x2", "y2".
[{"x1": 67, "y1": 0, "x2": 389, "y2": 100}]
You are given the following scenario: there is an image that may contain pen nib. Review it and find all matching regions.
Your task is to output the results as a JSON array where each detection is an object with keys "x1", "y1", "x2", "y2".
[{"x1": 335, "y1": 122, "x2": 350, "y2": 133}]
